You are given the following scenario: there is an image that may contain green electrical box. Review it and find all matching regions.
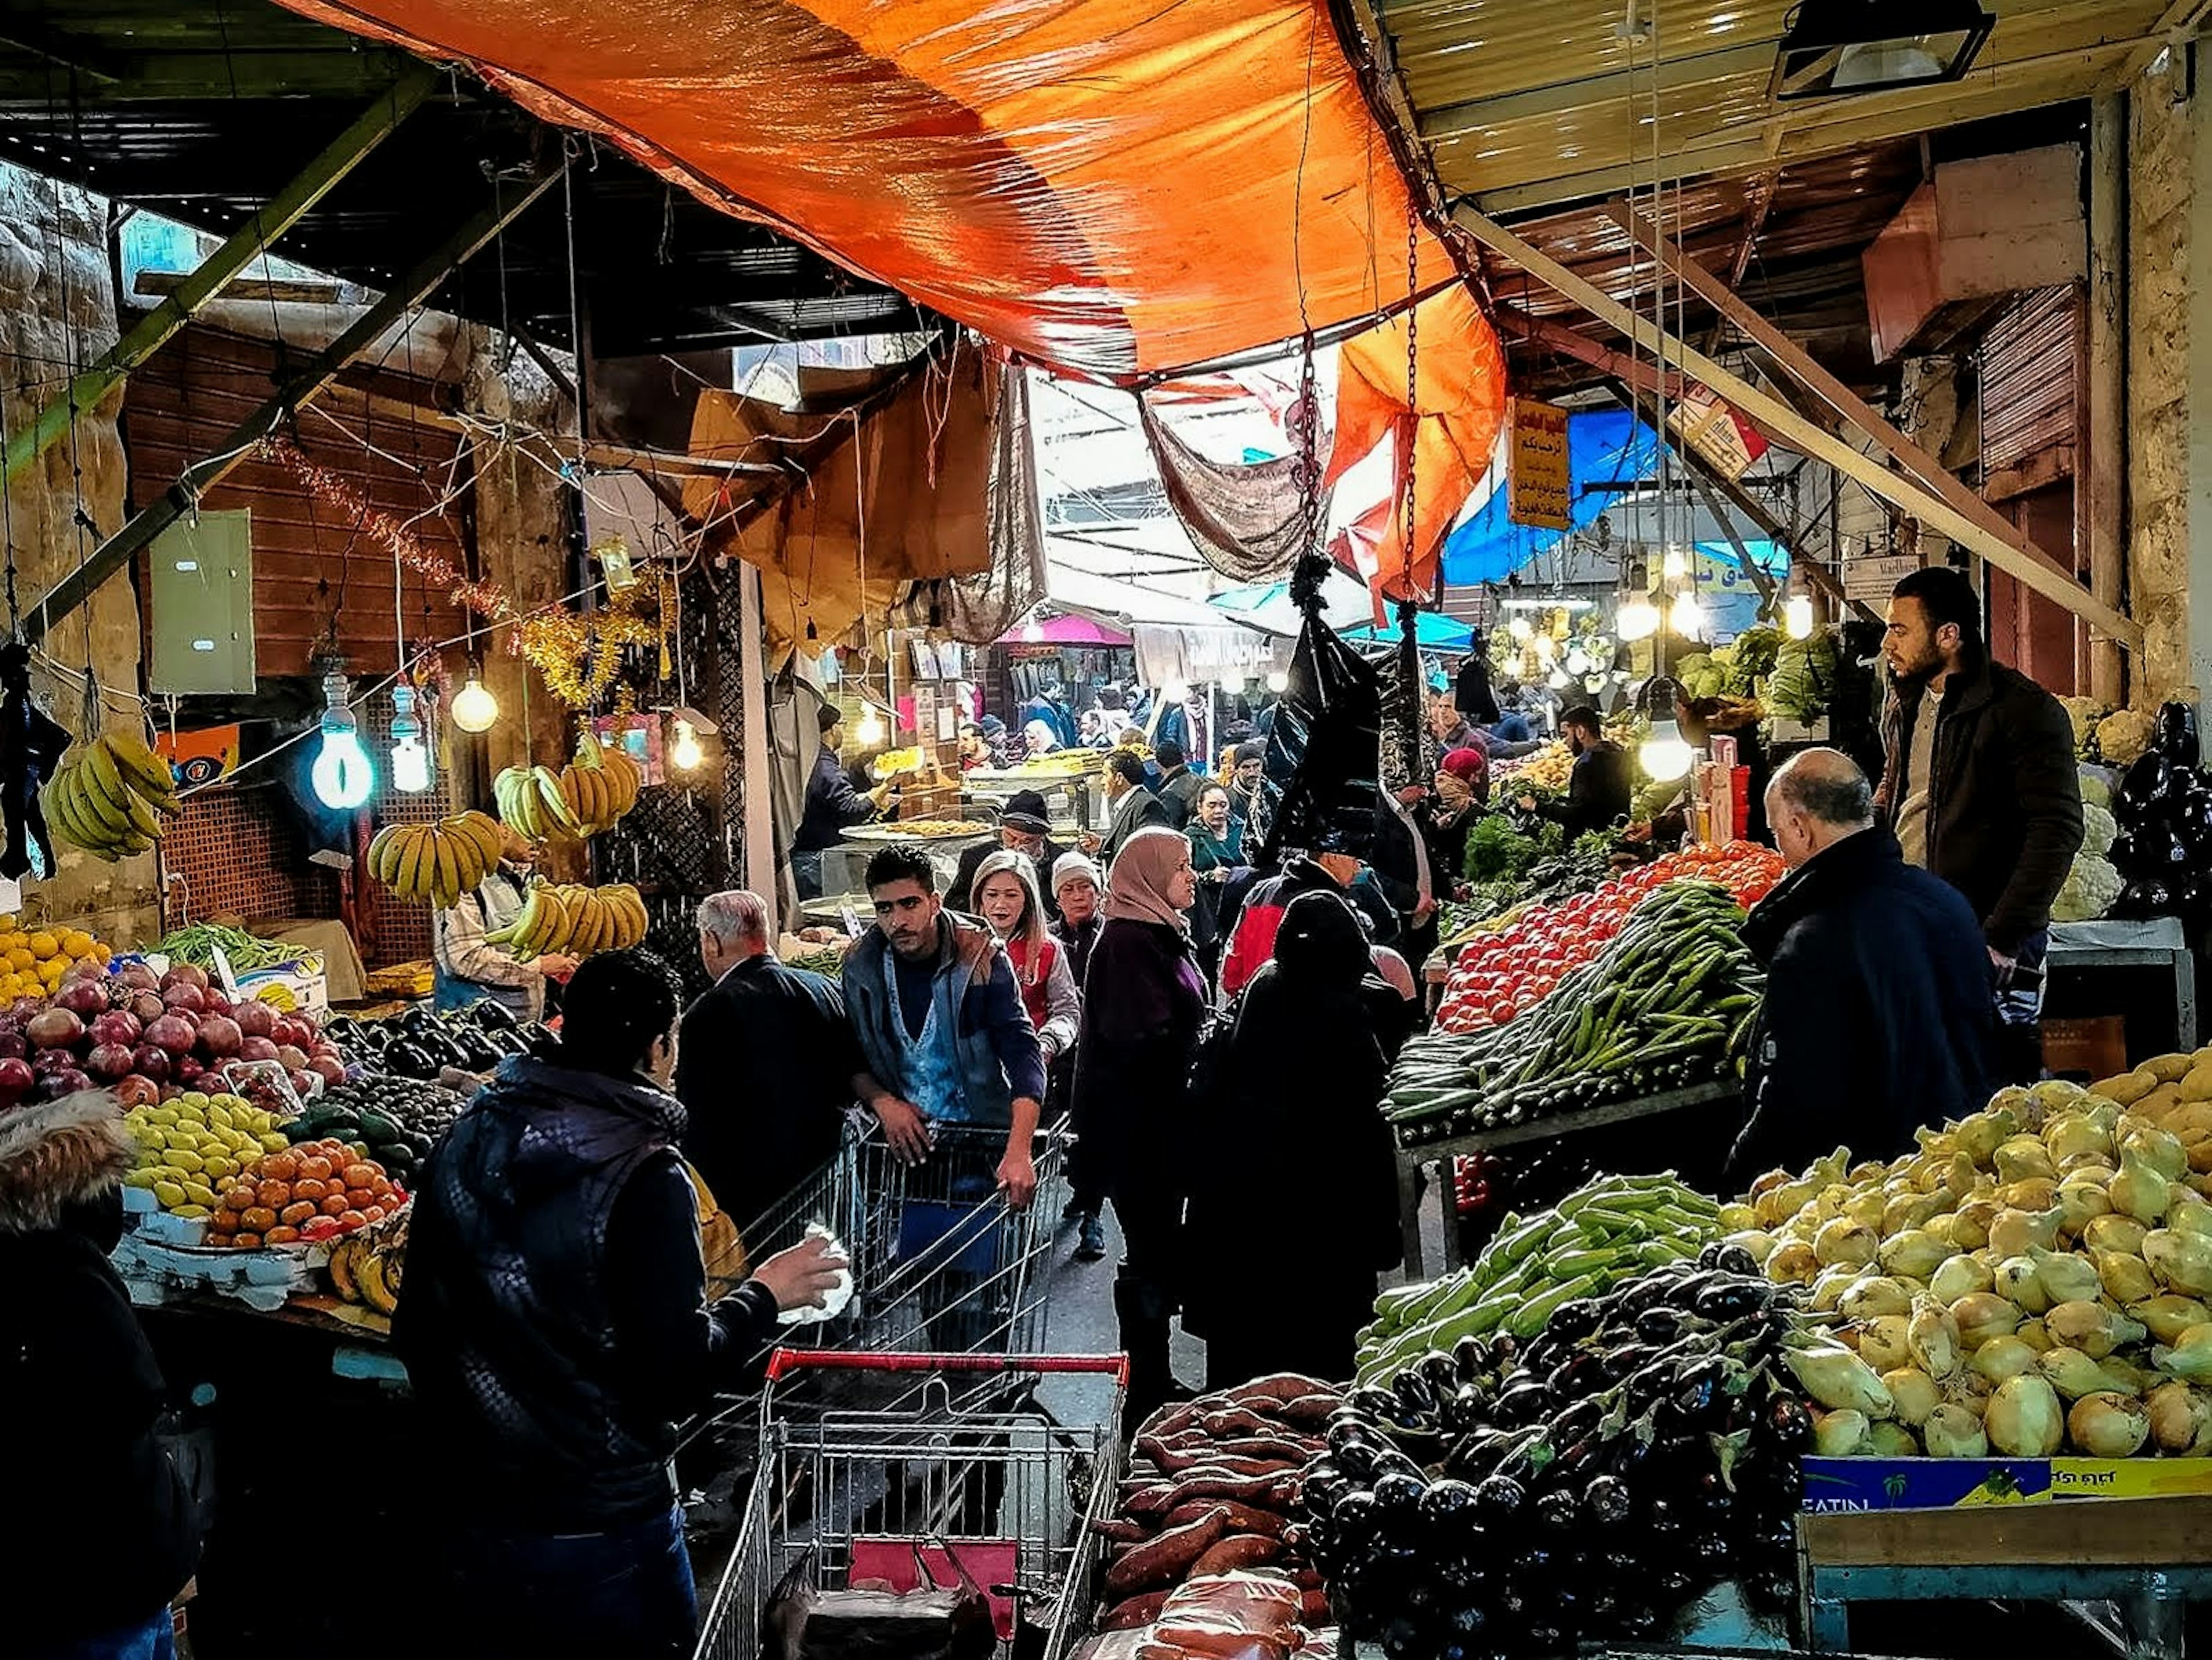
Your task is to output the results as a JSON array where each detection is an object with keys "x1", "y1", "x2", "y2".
[{"x1": 149, "y1": 510, "x2": 255, "y2": 695}]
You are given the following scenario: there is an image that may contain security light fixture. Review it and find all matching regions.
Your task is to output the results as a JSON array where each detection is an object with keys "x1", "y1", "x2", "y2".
[{"x1": 1770, "y1": 0, "x2": 1994, "y2": 100}]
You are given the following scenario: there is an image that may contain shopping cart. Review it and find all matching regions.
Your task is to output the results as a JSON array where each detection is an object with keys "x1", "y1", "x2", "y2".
[{"x1": 694, "y1": 1349, "x2": 1128, "y2": 1660}]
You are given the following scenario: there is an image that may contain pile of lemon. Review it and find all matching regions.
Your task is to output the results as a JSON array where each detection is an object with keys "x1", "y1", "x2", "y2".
[
  {"x1": 0, "y1": 918, "x2": 110, "y2": 999},
  {"x1": 123, "y1": 1090, "x2": 290, "y2": 1220}
]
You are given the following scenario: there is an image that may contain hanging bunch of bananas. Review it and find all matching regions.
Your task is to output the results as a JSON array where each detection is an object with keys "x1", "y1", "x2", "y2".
[
  {"x1": 366, "y1": 810, "x2": 505, "y2": 909},
  {"x1": 492, "y1": 731, "x2": 643, "y2": 845},
  {"x1": 44, "y1": 731, "x2": 180, "y2": 861},
  {"x1": 487, "y1": 879, "x2": 650, "y2": 960},
  {"x1": 327, "y1": 1206, "x2": 406, "y2": 1318}
]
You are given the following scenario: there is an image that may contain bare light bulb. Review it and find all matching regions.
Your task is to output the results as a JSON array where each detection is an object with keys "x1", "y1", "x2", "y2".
[
  {"x1": 1669, "y1": 593, "x2": 1706, "y2": 639},
  {"x1": 1563, "y1": 647, "x2": 1590, "y2": 676},
  {"x1": 1506, "y1": 616, "x2": 1533, "y2": 642},
  {"x1": 1547, "y1": 668, "x2": 1570, "y2": 690},
  {"x1": 1661, "y1": 545, "x2": 1691, "y2": 582},
  {"x1": 389, "y1": 684, "x2": 431, "y2": 794},
  {"x1": 854, "y1": 706, "x2": 887, "y2": 747},
  {"x1": 1783, "y1": 593, "x2": 1815, "y2": 639},
  {"x1": 670, "y1": 718, "x2": 704, "y2": 772},
  {"x1": 1641, "y1": 718, "x2": 1695, "y2": 782},
  {"x1": 450, "y1": 676, "x2": 499, "y2": 733},
  {"x1": 1616, "y1": 598, "x2": 1661, "y2": 642},
  {"x1": 1266, "y1": 670, "x2": 1290, "y2": 694}
]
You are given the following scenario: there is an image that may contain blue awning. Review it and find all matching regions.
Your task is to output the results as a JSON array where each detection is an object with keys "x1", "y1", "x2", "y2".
[
  {"x1": 1342, "y1": 612, "x2": 1475, "y2": 650},
  {"x1": 1440, "y1": 410, "x2": 1661, "y2": 586}
]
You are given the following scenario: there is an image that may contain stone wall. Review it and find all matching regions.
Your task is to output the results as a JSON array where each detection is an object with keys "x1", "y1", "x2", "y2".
[
  {"x1": 2128, "y1": 51, "x2": 2194, "y2": 706},
  {"x1": 0, "y1": 164, "x2": 160, "y2": 939}
]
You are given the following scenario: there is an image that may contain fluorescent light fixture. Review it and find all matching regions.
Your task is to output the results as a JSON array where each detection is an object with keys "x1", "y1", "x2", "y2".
[{"x1": 1770, "y1": 0, "x2": 1993, "y2": 100}]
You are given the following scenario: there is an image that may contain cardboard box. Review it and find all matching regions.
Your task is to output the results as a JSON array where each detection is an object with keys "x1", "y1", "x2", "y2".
[
  {"x1": 1805, "y1": 1456, "x2": 2212, "y2": 1511},
  {"x1": 1802, "y1": 1456, "x2": 2053, "y2": 1512}
]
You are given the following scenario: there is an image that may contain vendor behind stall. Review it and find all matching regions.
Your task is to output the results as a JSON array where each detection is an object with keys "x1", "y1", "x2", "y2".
[
  {"x1": 434, "y1": 823, "x2": 574, "y2": 1019},
  {"x1": 793, "y1": 705, "x2": 896, "y2": 899}
]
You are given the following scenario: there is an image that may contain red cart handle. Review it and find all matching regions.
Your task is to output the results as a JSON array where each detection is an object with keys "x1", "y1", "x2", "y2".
[{"x1": 765, "y1": 1348, "x2": 1131, "y2": 1385}]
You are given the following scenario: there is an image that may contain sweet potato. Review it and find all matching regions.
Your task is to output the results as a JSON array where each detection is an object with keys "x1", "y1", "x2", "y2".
[
  {"x1": 1163, "y1": 1499, "x2": 1288, "y2": 1535},
  {"x1": 1189, "y1": 1534, "x2": 1281, "y2": 1577},
  {"x1": 1099, "y1": 1590, "x2": 1172, "y2": 1631},
  {"x1": 1103, "y1": 1506, "x2": 1234, "y2": 1599}
]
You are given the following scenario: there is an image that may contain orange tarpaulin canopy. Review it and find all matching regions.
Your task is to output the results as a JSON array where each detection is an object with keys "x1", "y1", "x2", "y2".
[
  {"x1": 1327, "y1": 285, "x2": 1508, "y2": 601},
  {"x1": 276, "y1": 0, "x2": 1467, "y2": 386}
]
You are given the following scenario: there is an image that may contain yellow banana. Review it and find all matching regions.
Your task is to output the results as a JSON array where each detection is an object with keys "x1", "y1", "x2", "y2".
[
  {"x1": 533, "y1": 767, "x2": 581, "y2": 837},
  {"x1": 396, "y1": 826, "x2": 431, "y2": 899},
  {"x1": 368, "y1": 825, "x2": 401, "y2": 884},
  {"x1": 118, "y1": 786, "x2": 160, "y2": 841},
  {"x1": 79, "y1": 738, "x2": 130, "y2": 816},
  {"x1": 356, "y1": 1249, "x2": 399, "y2": 1316},
  {"x1": 431, "y1": 831, "x2": 459, "y2": 904},
  {"x1": 43, "y1": 772, "x2": 96, "y2": 855},
  {"x1": 67, "y1": 763, "x2": 130, "y2": 842},
  {"x1": 104, "y1": 730, "x2": 180, "y2": 808},
  {"x1": 450, "y1": 811, "x2": 503, "y2": 874},
  {"x1": 445, "y1": 826, "x2": 483, "y2": 893}
]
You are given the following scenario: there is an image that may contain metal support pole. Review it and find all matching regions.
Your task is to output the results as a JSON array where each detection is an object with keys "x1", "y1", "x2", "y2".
[
  {"x1": 5, "y1": 62, "x2": 438, "y2": 484},
  {"x1": 1396, "y1": 593, "x2": 1422, "y2": 782},
  {"x1": 22, "y1": 157, "x2": 566, "y2": 648}
]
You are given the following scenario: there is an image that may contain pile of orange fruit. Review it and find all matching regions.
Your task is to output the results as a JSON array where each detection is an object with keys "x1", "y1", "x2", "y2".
[
  {"x1": 207, "y1": 1138, "x2": 406, "y2": 1249},
  {"x1": 0, "y1": 919, "x2": 111, "y2": 999}
]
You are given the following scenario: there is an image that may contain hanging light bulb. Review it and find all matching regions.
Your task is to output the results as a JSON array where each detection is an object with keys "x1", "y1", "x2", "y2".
[
  {"x1": 1640, "y1": 717, "x2": 1695, "y2": 782},
  {"x1": 451, "y1": 674, "x2": 499, "y2": 734},
  {"x1": 854, "y1": 703, "x2": 887, "y2": 747},
  {"x1": 1532, "y1": 632, "x2": 1558, "y2": 664},
  {"x1": 1669, "y1": 593, "x2": 1706, "y2": 639},
  {"x1": 1266, "y1": 669, "x2": 1290, "y2": 694},
  {"x1": 310, "y1": 668, "x2": 374, "y2": 809},
  {"x1": 1547, "y1": 667, "x2": 1571, "y2": 690},
  {"x1": 669, "y1": 718, "x2": 704, "y2": 772},
  {"x1": 1616, "y1": 597, "x2": 1661, "y2": 642},
  {"x1": 389, "y1": 683, "x2": 431, "y2": 794},
  {"x1": 1506, "y1": 615, "x2": 1533, "y2": 642},
  {"x1": 1661, "y1": 544, "x2": 1691, "y2": 582},
  {"x1": 1783, "y1": 592, "x2": 1815, "y2": 639}
]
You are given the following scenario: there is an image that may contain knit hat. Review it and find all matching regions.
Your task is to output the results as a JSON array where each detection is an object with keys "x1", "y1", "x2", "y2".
[
  {"x1": 1233, "y1": 740, "x2": 1265, "y2": 765},
  {"x1": 1051, "y1": 850, "x2": 1102, "y2": 896},
  {"x1": 816, "y1": 703, "x2": 844, "y2": 734},
  {"x1": 1439, "y1": 746, "x2": 1487, "y2": 783},
  {"x1": 1001, "y1": 789, "x2": 1051, "y2": 836},
  {"x1": 979, "y1": 714, "x2": 1007, "y2": 737}
]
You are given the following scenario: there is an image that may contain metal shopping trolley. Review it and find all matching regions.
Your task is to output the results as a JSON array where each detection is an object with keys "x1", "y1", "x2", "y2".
[
  {"x1": 843, "y1": 1123, "x2": 1069, "y2": 1359},
  {"x1": 693, "y1": 1350, "x2": 1129, "y2": 1660}
]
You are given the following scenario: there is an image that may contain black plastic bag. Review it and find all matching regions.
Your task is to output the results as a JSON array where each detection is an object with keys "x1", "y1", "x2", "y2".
[{"x1": 1251, "y1": 607, "x2": 1382, "y2": 866}]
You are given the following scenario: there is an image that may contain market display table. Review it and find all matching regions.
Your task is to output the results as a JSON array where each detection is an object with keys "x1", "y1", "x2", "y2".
[
  {"x1": 1393, "y1": 1078, "x2": 1740, "y2": 1278},
  {"x1": 1799, "y1": 1495, "x2": 2212, "y2": 1657},
  {"x1": 2048, "y1": 916, "x2": 2198, "y2": 1051},
  {"x1": 963, "y1": 765, "x2": 1100, "y2": 832}
]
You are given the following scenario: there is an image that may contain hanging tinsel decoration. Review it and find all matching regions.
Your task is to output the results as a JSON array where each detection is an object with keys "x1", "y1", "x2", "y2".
[{"x1": 263, "y1": 435, "x2": 669, "y2": 711}]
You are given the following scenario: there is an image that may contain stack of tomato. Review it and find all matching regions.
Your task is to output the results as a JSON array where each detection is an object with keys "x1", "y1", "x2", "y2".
[{"x1": 1435, "y1": 840, "x2": 1783, "y2": 1034}]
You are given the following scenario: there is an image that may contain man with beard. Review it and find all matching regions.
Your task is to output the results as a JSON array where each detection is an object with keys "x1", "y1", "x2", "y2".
[
  {"x1": 1875, "y1": 566, "x2": 2081, "y2": 1079},
  {"x1": 1515, "y1": 706, "x2": 1631, "y2": 841}
]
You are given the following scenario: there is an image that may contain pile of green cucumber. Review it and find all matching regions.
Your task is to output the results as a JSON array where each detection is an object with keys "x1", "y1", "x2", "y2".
[
  {"x1": 1390, "y1": 880, "x2": 1764, "y2": 1144},
  {"x1": 1354, "y1": 1174, "x2": 1721, "y2": 1386}
]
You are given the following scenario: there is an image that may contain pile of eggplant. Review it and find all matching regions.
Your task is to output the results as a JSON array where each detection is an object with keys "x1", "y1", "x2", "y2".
[
  {"x1": 1303, "y1": 1245, "x2": 1812, "y2": 1658},
  {"x1": 328, "y1": 1000, "x2": 546, "y2": 1082}
]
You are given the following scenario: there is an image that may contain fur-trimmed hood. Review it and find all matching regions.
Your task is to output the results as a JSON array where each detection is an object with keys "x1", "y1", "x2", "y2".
[{"x1": 0, "y1": 1088, "x2": 130, "y2": 1235}]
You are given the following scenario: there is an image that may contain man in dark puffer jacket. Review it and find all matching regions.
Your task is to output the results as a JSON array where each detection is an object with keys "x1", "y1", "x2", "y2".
[
  {"x1": 1, "y1": 1089, "x2": 200, "y2": 1659},
  {"x1": 399, "y1": 948, "x2": 846, "y2": 1658}
]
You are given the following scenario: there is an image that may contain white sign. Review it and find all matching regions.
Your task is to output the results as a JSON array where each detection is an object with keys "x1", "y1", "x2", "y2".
[{"x1": 1843, "y1": 552, "x2": 1922, "y2": 605}]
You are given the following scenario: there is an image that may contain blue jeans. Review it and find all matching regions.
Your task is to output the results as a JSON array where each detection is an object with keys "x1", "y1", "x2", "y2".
[
  {"x1": 31, "y1": 1610, "x2": 175, "y2": 1660},
  {"x1": 434, "y1": 1503, "x2": 698, "y2": 1658}
]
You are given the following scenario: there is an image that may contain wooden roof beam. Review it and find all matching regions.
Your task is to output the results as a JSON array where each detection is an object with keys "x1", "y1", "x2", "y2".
[
  {"x1": 1608, "y1": 200, "x2": 2084, "y2": 589},
  {"x1": 1454, "y1": 200, "x2": 2142, "y2": 649},
  {"x1": 22, "y1": 153, "x2": 566, "y2": 647},
  {"x1": 1421, "y1": 41, "x2": 1775, "y2": 142},
  {"x1": 4, "y1": 61, "x2": 439, "y2": 485}
]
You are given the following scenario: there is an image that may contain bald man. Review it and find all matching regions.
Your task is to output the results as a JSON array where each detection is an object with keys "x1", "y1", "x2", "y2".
[
  {"x1": 1728, "y1": 749, "x2": 1996, "y2": 1183},
  {"x1": 676, "y1": 891, "x2": 861, "y2": 1226}
]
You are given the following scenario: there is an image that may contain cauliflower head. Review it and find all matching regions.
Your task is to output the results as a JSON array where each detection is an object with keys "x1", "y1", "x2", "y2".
[{"x1": 2053, "y1": 852, "x2": 2123, "y2": 922}]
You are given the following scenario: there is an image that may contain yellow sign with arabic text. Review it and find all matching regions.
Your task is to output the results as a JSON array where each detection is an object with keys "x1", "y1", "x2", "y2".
[{"x1": 1508, "y1": 396, "x2": 1571, "y2": 531}]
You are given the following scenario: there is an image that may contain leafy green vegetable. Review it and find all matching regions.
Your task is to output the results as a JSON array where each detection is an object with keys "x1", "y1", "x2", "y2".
[{"x1": 1462, "y1": 813, "x2": 1560, "y2": 883}]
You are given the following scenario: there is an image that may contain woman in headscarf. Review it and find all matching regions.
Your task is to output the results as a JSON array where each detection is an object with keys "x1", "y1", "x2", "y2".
[
  {"x1": 1070, "y1": 828, "x2": 1205, "y2": 1421},
  {"x1": 1429, "y1": 746, "x2": 1489, "y2": 877},
  {"x1": 1184, "y1": 889, "x2": 1404, "y2": 1389},
  {"x1": 1023, "y1": 718, "x2": 1060, "y2": 759},
  {"x1": 971, "y1": 850, "x2": 1080, "y2": 1071}
]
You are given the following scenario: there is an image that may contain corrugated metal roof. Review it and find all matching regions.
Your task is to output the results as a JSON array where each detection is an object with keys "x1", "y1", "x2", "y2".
[
  {"x1": 1980, "y1": 285, "x2": 2080, "y2": 478},
  {"x1": 1380, "y1": 0, "x2": 2171, "y2": 217}
]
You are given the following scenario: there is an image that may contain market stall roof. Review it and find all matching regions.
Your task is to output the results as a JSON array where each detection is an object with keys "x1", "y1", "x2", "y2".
[
  {"x1": 268, "y1": 0, "x2": 1464, "y2": 385},
  {"x1": 0, "y1": 1, "x2": 916, "y2": 355},
  {"x1": 1003, "y1": 612, "x2": 1131, "y2": 647},
  {"x1": 1385, "y1": 0, "x2": 2176, "y2": 219}
]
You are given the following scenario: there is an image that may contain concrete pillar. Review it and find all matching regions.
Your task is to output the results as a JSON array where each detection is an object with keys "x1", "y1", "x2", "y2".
[{"x1": 0, "y1": 165, "x2": 158, "y2": 939}]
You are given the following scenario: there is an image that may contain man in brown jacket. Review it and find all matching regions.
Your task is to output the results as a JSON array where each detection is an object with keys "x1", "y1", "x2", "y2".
[{"x1": 1875, "y1": 566, "x2": 2082, "y2": 1079}]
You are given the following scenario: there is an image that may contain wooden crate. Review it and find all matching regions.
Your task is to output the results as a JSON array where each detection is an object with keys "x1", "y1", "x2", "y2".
[{"x1": 2044, "y1": 1014, "x2": 2127, "y2": 1079}]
